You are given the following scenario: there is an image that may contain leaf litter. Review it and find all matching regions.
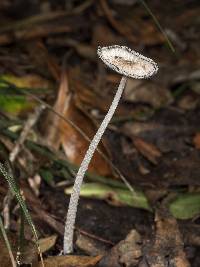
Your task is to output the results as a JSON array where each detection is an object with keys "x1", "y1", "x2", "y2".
[{"x1": 0, "y1": 0, "x2": 200, "y2": 266}]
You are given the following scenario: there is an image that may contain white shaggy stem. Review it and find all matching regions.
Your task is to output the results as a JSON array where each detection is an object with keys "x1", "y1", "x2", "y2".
[{"x1": 63, "y1": 76, "x2": 127, "y2": 254}]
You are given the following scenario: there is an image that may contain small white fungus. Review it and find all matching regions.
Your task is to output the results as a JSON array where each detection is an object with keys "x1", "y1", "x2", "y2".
[
  {"x1": 64, "y1": 45, "x2": 158, "y2": 255},
  {"x1": 97, "y1": 45, "x2": 158, "y2": 79}
]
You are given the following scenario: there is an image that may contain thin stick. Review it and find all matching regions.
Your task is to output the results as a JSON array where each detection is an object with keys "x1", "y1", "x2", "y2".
[
  {"x1": 2, "y1": 189, "x2": 13, "y2": 229},
  {"x1": 9, "y1": 105, "x2": 45, "y2": 162},
  {"x1": 63, "y1": 76, "x2": 127, "y2": 254}
]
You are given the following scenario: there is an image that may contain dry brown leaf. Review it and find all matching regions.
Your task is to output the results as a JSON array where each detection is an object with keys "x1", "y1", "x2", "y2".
[
  {"x1": 123, "y1": 79, "x2": 173, "y2": 108},
  {"x1": 38, "y1": 235, "x2": 57, "y2": 253},
  {"x1": 98, "y1": 229, "x2": 142, "y2": 267},
  {"x1": 43, "y1": 68, "x2": 112, "y2": 176},
  {"x1": 193, "y1": 133, "x2": 200, "y2": 149},
  {"x1": 133, "y1": 137, "x2": 162, "y2": 164},
  {"x1": 38, "y1": 255, "x2": 102, "y2": 267},
  {"x1": 76, "y1": 233, "x2": 108, "y2": 256},
  {"x1": 70, "y1": 75, "x2": 111, "y2": 114},
  {"x1": 60, "y1": 96, "x2": 111, "y2": 176},
  {"x1": 69, "y1": 67, "x2": 128, "y2": 116},
  {"x1": 139, "y1": 211, "x2": 190, "y2": 267}
]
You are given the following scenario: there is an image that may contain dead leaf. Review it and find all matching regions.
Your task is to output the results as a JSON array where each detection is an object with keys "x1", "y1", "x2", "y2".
[
  {"x1": 123, "y1": 79, "x2": 173, "y2": 108},
  {"x1": 38, "y1": 235, "x2": 57, "y2": 253},
  {"x1": 42, "y1": 67, "x2": 112, "y2": 176},
  {"x1": 139, "y1": 211, "x2": 190, "y2": 267},
  {"x1": 193, "y1": 132, "x2": 200, "y2": 149},
  {"x1": 76, "y1": 233, "x2": 108, "y2": 256},
  {"x1": 98, "y1": 229, "x2": 142, "y2": 267},
  {"x1": 133, "y1": 137, "x2": 162, "y2": 164},
  {"x1": 38, "y1": 255, "x2": 102, "y2": 267},
  {"x1": 69, "y1": 70, "x2": 112, "y2": 114},
  {"x1": 69, "y1": 67, "x2": 130, "y2": 117}
]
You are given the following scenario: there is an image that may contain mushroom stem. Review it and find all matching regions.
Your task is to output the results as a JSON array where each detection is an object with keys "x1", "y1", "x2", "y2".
[{"x1": 63, "y1": 76, "x2": 127, "y2": 254}]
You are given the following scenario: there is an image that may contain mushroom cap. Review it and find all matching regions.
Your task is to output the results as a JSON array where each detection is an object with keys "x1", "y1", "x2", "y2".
[{"x1": 97, "y1": 45, "x2": 158, "y2": 79}]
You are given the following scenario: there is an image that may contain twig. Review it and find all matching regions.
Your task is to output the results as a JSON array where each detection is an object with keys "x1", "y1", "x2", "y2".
[
  {"x1": 9, "y1": 104, "x2": 45, "y2": 163},
  {"x1": 2, "y1": 163, "x2": 16, "y2": 230},
  {"x1": 0, "y1": 24, "x2": 71, "y2": 46},
  {"x1": 77, "y1": 228, "x2": 114, "y2": 245},
  {"x1": 2, "y1": 189, "x2": 13, "y2": 229}
]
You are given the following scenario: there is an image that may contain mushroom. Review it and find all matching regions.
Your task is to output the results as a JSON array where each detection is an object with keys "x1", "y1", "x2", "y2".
[{"x1": 63, "y1": 45, "x2": 158, "y2": 254}]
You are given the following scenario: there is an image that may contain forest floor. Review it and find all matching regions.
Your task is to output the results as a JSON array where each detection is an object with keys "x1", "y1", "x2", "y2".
[{"x1": 0, "y1": 0, "x2": 199, "y2": 266}]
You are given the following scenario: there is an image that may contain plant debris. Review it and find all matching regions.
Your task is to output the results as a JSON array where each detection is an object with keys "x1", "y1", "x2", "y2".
[{"x1": 0, "y1": 0, "x2": 200, "y2": 266}]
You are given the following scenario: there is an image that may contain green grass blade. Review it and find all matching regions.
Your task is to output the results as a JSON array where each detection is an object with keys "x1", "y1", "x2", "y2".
[
  {"x1": 0, "y1": 164, "x2": 38, "y2": 239},
  {"x1": 0, "y1": 163, "x2": 44, "y2": 267},
  {"x1": 139, "y1": 0, "x2": 175, "y2": 52}
]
